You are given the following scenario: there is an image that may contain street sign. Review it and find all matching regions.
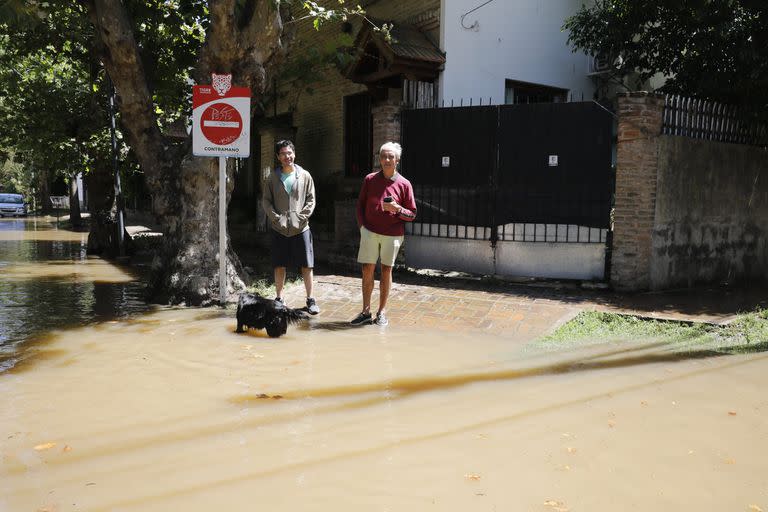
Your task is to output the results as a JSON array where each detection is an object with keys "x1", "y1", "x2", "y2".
[{"x1": 192, "y1": 77, "x2": 250, "y2": 158}]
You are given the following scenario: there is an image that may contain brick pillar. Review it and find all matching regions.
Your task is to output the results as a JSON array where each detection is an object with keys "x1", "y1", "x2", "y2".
[
  {"x1": 610, "y1": 92, "x2": 665, "y2": 291},
  {"x1": 371, "y1": 99, "x2": 402, "y2": 169}
]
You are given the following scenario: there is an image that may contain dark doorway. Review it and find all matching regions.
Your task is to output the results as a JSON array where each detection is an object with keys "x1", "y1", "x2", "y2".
[{"x1": 344, "y1": 93, "x2": 372, "y2": 177}]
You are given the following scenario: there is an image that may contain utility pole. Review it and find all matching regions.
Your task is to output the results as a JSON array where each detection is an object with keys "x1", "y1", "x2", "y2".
[{"x1": 107, "y1": 74, "x2": 126, "y2": 257}]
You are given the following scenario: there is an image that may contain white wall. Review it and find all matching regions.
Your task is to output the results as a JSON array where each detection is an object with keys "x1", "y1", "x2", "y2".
[
  {"x1": 406, "y1": 236, "x2": 606, "y2": 280},
  {"x1": 439, "y1": 0, "x2": 596, "y2": 105}
]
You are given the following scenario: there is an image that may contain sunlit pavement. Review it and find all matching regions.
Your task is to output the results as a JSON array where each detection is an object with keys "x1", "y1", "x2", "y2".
[{"x1": 279, "y1": 273, "x2": 768, "y2": 339}]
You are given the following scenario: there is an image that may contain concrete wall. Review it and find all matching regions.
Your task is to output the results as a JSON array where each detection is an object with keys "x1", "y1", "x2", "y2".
[
  {"x1": 439, "y1": 0, "x2": 595, "y2": 105},
  {"x1": 651, "y1": 136, "x2": 768, "y2": 288},
  {"x1": 406, "y1": 234, "x2": 606, "y2": 280},
  {"x1": 611, "y1": 93, "x2": 768, "y2": 291}
]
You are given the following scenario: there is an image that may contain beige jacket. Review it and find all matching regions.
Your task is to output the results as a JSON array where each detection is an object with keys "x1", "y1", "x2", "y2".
[{"x1": 262, "y1": 164, "x2": 316, "y2": 237}]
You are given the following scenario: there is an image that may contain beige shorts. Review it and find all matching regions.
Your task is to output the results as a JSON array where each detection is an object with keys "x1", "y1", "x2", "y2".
[{"x1": 357, "y1": 226, "x2": 404, "y2": 266}]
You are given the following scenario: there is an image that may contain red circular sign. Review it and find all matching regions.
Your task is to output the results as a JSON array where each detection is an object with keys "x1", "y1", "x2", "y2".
[{"x1": 200, "y1": 103, "x2": 243, "y2": 145}]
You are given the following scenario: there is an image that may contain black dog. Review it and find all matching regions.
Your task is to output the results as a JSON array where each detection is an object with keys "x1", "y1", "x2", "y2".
[{"x1": 235, "y1": 293, "x2": 308, "y2": 338}]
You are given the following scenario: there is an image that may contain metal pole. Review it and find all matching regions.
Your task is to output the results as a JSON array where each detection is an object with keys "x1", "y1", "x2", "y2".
[
  {"x1": 107, "y1": 74, "x2": 126, "y2": 256},
  {"x1": 219, "y1": 156, "x2": 227, "y2": 305}
]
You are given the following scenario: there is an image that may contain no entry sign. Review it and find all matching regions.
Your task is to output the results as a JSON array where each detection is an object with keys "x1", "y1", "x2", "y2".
[{"x1": 192, "y1": 77, "x2": 250, "y2": 158}]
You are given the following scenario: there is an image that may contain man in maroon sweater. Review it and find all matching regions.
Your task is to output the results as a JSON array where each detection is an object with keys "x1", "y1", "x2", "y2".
[{"x1": 350, "y1": 142, "x2": 417, "y2": 326}]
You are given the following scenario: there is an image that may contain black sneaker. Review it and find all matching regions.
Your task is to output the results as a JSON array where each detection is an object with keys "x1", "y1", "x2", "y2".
[
  {"x1": 306, "y1": 297, "x2": 320, "y2": 315},
  {"x1": 350, "y1": 311, "x2": 373, "y2": 326},
  {"x1": 274, "y1": 297, "x2": 284, "y2": 304},
  {"x1": 374, "y1": 312, "x2": 389, "y2": 326}
]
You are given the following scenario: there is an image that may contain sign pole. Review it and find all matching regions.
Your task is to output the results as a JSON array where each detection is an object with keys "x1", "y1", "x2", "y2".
[
  {"x1": 192, "y1": 73, "x2": 250, "y2": 306},
  {"x1": 219, "y1": 156, "x2": 227, "y2": 306}
]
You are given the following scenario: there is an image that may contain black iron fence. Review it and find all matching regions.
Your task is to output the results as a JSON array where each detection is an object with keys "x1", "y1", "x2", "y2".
[
  {"x1": 663, "y1": 94, "x2": 768, "y2": 147},
  {"x1": 402, "y1": 101, "x2": 614, "y2": 244}
]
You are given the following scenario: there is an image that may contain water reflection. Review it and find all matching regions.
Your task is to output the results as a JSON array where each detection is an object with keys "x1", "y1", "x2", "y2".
[{"x1": 0, "y1": 217, "x2": 152, "y2": 371}]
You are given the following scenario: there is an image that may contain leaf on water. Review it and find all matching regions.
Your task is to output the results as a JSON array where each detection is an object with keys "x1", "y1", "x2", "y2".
[
  {"x1": 544, "y1": 499, "x2": 569, "y2": 511},
  {"x1": 728, "y1": 411, "x2": 737, "y2": 416},
  {"x1": 33, "y1": 442, "x2": 56, "y2": 451},
  {"x1": 464, "y1": 473, "x2": 481, "y2": 480}
]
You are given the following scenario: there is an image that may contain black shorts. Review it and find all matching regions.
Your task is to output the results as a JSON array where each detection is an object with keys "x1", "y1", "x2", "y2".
[{"x1": 270, "y1": 228, "x2": 315, "y2": 269}]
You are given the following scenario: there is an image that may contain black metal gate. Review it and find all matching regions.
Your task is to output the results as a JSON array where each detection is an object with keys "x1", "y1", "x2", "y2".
[{"x1": 401, "y1": 101, "x2": 614, "y2": 244}]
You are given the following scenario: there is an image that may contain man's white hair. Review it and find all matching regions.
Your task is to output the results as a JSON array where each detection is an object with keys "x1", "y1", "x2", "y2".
[{"x1": 379, "y1": 141, "x2": 402, "y2": 158}]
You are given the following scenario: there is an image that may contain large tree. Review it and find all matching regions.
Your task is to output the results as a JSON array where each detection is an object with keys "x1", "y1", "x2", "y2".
[
  {"x1": 2, "y1": 0, "x2": 364, "y2": 304},
  {"x1": 564, "y1": 0, "x2": 768, "y2": 109},
  {"x1": 81, "y1": 0, "x2": 300, "y2": 305}
]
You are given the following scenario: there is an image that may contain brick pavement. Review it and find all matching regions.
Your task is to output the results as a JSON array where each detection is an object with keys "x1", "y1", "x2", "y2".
[{"x1": 278, "y1": 271, "x2": 767, "y2": 340}]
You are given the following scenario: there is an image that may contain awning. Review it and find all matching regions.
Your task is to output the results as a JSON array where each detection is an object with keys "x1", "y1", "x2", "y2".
[{"x1": 344, "y1": 21, "x2": 445, "y2": 87}]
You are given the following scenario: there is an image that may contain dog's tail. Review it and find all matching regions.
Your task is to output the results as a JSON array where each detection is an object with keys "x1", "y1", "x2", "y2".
[{"x1": 285, "y1": 307, "x2": 310, "y2": 324}]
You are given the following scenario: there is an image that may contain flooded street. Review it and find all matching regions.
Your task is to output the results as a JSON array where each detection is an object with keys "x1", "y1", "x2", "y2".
[{"x1": 2, "y1": 218, "x2": 767, "y2": 511}]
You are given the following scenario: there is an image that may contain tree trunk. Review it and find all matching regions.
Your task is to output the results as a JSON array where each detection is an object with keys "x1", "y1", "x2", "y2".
[
  {"x1": 149, "y1": 156, "x2": 247, "y2": 306},
  {"x1": 68, "y1": 173, "x2": 82, "y2": 227},
  {"x1": 86, "y1": 162, "x2": 118, "y2": 256},
  {"x1": 37, "y1": 167, "x2": 51, "y2": 214},
  {"x1": 84, "y1": 0, "x2": 289, "y2": 305}
]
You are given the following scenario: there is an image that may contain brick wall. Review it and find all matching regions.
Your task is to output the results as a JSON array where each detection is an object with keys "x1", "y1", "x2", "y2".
[
  {"x1": 270, "y1": 0, "x2": 440, "y2": 179},
  {"x1": 610, "y1": 92, "x2": 665, "y2": 291},
  {"x1": 371, "y1": 99, "x2": 402, "y2": 168}
]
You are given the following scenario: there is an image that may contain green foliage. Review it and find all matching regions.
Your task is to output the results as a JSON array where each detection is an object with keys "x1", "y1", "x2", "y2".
[
  {"x1": 302, "y1": 0, "x2": 364, "y2": 30},
  {"x1": 0, "y1": 2, "x2": 110, "y2": 185},
  {"x1": 122, "y1": 0, "x2": 206, "y2": 125},
  {"x1": 0, "y1": 151, "x2": 29, "y2": 194},
  {"x1": 564, "y1": 0, "x2": 768, "y2": 109},
  {"x1": 0, "y1": 0, "x2": 205, "y2": 194}
]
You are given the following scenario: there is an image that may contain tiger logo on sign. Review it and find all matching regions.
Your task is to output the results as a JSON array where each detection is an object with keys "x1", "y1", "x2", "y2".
[{"x1": 212, "y1": 73, "x2": 232, "y2": 97}]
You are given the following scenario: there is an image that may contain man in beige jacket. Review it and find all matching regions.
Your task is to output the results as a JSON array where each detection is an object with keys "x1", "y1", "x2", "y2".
[{"x1": 262, "y1": 140, "x2": 320, "y2": 314}]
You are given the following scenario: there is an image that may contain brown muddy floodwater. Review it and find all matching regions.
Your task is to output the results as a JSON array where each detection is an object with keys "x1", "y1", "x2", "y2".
[{"x1": 2, "y1": 217, "x2": 768, "y2": 511}]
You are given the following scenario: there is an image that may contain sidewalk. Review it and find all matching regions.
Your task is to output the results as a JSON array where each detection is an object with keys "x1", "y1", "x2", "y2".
[{"x1": 278, "y1": 270, "x2": 768, "y2": 341}]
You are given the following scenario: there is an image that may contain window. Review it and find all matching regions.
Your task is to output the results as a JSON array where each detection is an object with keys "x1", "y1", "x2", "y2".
[{"x1": 504, "y1": 79, "x2": 568, "y2": 104}]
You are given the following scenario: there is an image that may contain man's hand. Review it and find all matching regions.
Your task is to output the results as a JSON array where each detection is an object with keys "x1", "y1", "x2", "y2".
[{"x1": 382, "y1": 200, "x2": 401, "y2": 214}]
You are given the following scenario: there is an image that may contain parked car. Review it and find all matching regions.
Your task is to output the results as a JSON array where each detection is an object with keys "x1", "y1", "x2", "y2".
[{"x1": 0, "y1": 193, "x2": 28, "y2": 217}]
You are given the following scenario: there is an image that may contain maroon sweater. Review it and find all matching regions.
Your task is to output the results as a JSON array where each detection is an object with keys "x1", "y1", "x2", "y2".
[{"x1": 356, "y1": 171, "x2": 417, "y2": 236}]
